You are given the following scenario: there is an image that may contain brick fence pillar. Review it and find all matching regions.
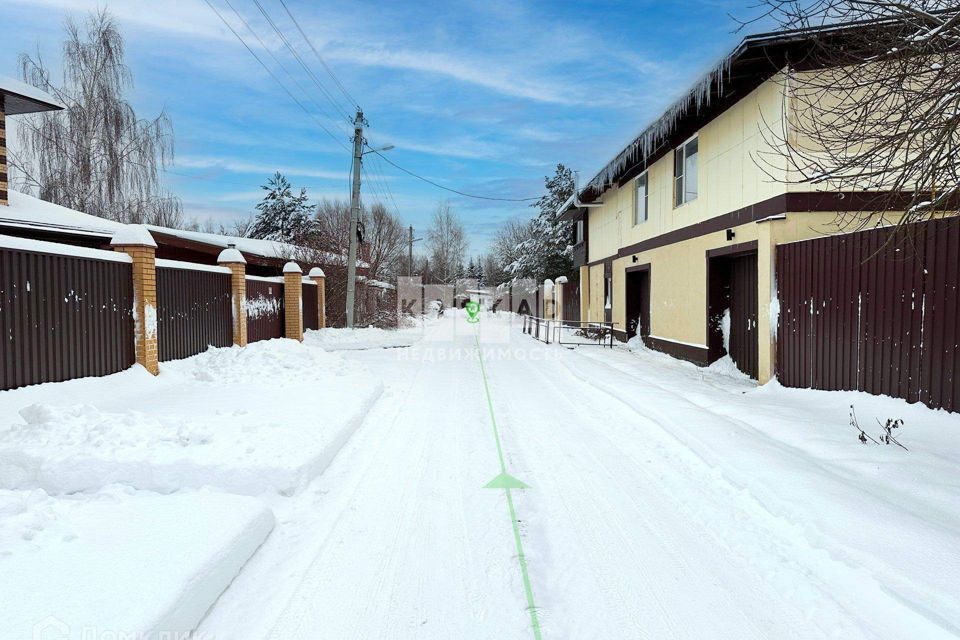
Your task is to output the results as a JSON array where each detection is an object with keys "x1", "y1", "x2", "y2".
[
  {"x1": 111, "y1": 225, "x2": 159, "y2": 375},
  {"x1": 283, "y1": 261, "x2": 303, "y2": 341},
  {"x1": 543, "y1": 279, "x2": 555, "y2": 320},
  {"x1": 309, "y1": 267, "x2": 326, "y2": 329},
  {"x1": 218, "y1": 244, "x2": 247, "y2": 347}
]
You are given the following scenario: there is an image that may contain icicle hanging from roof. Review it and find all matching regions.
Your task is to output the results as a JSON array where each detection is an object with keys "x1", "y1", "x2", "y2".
[{"x1": 582, "y1": 52, "x2": 735, "y2": 197}]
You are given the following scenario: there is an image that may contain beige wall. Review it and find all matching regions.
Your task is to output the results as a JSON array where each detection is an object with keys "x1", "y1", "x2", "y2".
[
  {"x1": 577, "y1": 64, "x2": 941, "y2": 383},
  {"x1": 607, "y1": 211, "x2": 894, "y2": 383},
  {"x1": 588, "y1": 264, "x2": 605, "y2": 323},
  {"x1": 587, "y1": 75, "x2": 789, "y2": 264}
]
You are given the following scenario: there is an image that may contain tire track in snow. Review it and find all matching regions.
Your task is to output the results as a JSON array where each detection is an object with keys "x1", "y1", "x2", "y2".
[
  {"x1": 481, "y1": 343, "x2": 799, "y2": 639},
  {"x1": 545, "y1": 342, "x2": 955, "y2": 638}
]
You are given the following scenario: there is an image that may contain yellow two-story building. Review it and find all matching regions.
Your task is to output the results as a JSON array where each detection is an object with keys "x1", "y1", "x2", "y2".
[{"x1": 558, "y1": 23, "x2": 904, "y2": 383}]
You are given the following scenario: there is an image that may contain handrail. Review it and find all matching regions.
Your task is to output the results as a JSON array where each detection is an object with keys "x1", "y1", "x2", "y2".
[{"x1": 521, "y1": 314, "x2": 617, "y2": 348}]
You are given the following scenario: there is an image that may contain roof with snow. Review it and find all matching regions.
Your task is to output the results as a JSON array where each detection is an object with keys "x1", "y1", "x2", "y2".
[
  {"x1": 0, "y1": 190, "x2": 369, "y2": 269},
  {"x1": 557, "y1": 17, "x2": 926, "y2": 220},
  {"x1": 0, "y1": 76, "x2": 65, "y2": 115}
]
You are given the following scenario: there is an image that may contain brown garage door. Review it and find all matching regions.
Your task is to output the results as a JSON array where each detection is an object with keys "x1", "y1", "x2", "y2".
[{"x1": 729, "y1": 254, "x2": 759, "y2": 379}]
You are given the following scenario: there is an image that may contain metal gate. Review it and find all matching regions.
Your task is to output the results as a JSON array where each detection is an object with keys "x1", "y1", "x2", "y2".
[
  {"x1": 246, "y1": 278, "x2": 284, "y2": 342},
  {"x1": 562, "y1": 282, "x2": 581, "y2": 324},
  {"x1": 303, "y1": 282, "x2": 319, "y2": 331},
  {"x1": 729, "y1": 254, "x2": 759, "y2": 379},
  {"x1": 776, "y1": 217, "x2": 960, "y2": 411},
  {"x1": 156, "y1": 266, "x2": 232, "y2": 361}
]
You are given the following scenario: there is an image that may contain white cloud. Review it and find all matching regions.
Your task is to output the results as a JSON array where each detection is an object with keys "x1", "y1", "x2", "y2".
[
  {"x1": 324, "y1": 44, "x2": 579, "y2": 105},
  {"x1": 176, "y1": 155, "x2": 353, "y2": 181},
  {"x1": 7, "y1": 0, "x2": 230, "y2": 41}
]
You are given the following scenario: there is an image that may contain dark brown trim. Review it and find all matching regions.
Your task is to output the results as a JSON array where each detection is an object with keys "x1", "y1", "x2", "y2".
[
  {"x1": 645, "y1": 335, "x2": 711, "y2": 367},
  {"x1": 583, "y1": 190, "x2": 913, "y2": 266},
  {"x1": 706, "y1": 240, "x2": 758, "y2": 259},
  {"x1": 624, "y1": 261, "x2": 651, "y2": 274}
]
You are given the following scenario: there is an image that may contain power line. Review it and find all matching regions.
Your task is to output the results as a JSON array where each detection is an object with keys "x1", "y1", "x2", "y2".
[
  {"x1": 251, "y1": 0, "x2": 353, "y2": 125},
  {"x1": 222, "y1": 0, "x2": 350, "y2": 136},
  {"x1": 276, "y1": 0, "x2": 360, "y2": 110},
  {"x1": 203, "y1": 0, "x2": 350, "y2": 152},
  {"x1": 369, "y1": 147, "x2": 540, "y2": 202},
  {"x1": 369, "y1": 153, "x2": 404, "y2": 219}
]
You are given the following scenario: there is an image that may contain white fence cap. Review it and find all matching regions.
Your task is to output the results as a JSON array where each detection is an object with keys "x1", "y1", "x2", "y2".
[
  {"x1": 555, "y1": 275, "x2": 569, "y2": 284},
  {"x1": 110, "y1": 224, "x2": 157, "y2": 248},
  {"x1": 217, "y1": 246, "x2": 246, "y2": 264},
  {"x1": 283, "y1": 261, "x2": 302, "y2": 274},
  {"x1": 308, "y1": 266, "x2": 326, "y2": 278}
]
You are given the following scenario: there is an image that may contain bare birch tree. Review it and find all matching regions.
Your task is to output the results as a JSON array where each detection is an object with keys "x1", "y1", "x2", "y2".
[
  {"x1": 426, "y1": 201, "x2": 468, "y2": 284},
  {"x1": 742, "y1": 2, "x2": 960, "y2": 231},
  {"x1": 11, "y1": 10, "x2": 183, "y2": 226}
]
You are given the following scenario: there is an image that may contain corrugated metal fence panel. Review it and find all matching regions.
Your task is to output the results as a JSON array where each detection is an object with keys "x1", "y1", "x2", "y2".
[
  {"x1": 156, "y1": 267, "x2": 233, "y2": 362},
  {"x1": 563, "y1": 283, "x2": 581, "y2": 323},
  {"x1": 246, "y1": 278, "x2": 284, "y2": 342},
  {"x1": 776, "y1": 217, "x2": 960, "y2": 411},
  {"x1": 303, "y1": 282, "x2": 319, "y2": 331},
  {"x1": 0, "y1": 247, "x2": 134, "y2": 391}
]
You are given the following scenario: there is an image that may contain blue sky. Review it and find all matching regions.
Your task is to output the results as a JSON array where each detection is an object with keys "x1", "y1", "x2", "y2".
[{"x1": 2, "y1": 0, "x2": 752, "y2": 253}]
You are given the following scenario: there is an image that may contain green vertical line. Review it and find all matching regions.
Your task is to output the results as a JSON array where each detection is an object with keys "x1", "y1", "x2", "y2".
[{"x1": 474, "y1": 334, "x2": 544, "y2": 640}]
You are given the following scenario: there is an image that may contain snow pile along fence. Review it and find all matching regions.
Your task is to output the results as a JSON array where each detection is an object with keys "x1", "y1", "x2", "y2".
[
  {"x1": 0, "y1": 228, "x2": 321, "y2": 391},
  {"x1": 776, "y1": 216, "x2": 960, "y2": 411},
  {"x1": 0, "y1": 234, "x2": 135, "y2": 391}
]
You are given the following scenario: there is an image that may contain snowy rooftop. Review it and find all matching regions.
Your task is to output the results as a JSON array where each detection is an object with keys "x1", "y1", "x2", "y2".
[
  {"x1": 0, "y1": 75, "x2": 65, "y2": 114},
  {"x1": 557, "y1": 18, "x2": 921, "y2": 219},
  {"x1": 0, "y1": 190, "x2": 368, "y2": 267}
]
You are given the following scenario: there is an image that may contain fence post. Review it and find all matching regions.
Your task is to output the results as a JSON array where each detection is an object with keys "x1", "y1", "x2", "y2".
[
  {"x1": 283, "y1": 261, "x2": 303, "y2": 341},
  {"x1": 218, "y1": 245, "x2": 247, "y2": 347},
  {"x1": 111, "y1": 225, "x2": 159, "y2": 375},
  {"x1": 309, "y1": 267, "x2": 326, "y2": 329}
]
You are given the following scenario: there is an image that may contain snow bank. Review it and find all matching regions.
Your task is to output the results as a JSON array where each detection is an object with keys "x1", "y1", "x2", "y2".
[
  {"x1": 0, "y1": 339, "x2": 383, "y2": 496},
  {"x1": 563, "y1": 343, "x2": 960, "y2": 634},
  {"x1": 1, "y1": 486, "x2": 273, "y2": 639},
  {"x1": 305, "y1": 326, "x2": 423, "y2": 351}
]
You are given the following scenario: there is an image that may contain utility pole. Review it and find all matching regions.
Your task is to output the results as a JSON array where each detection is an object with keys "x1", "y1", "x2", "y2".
[
  {"x1": 345, "y1": 108, "x2": 366, "y2": 329},
  {"x1": 407, "y1": 225, "x2": 422, "y2": 276}
]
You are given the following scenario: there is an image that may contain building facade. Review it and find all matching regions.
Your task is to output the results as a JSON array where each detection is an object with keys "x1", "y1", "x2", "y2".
[{"x1": 559, "y1": 25, "x2": 912, "y2": 383}]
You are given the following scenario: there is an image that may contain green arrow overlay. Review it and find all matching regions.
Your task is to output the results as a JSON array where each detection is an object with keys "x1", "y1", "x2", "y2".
[
  {"x1": 474, "y1": 333, "x2": 543, "y2": 640},
  {"x1": 484, "y1": 471, "x2": 531, "y2": 489}
]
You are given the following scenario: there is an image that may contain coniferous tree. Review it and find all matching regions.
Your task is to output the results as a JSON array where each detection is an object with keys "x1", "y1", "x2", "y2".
[
  {"x1": 249, "y1": 172, "x2": 315, "y2": 243},
  {"x1": 507, "y1": 164, "x2": 575, "y2": 283}
]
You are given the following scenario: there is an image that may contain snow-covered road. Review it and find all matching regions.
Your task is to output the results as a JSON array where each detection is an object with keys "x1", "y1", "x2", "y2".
[{"x1": 201, "y1": 311, "x2": 960, "y2": 639}]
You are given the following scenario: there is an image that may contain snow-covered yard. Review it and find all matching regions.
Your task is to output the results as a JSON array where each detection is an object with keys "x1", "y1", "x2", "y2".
[{"x1": 1, "y1": 311, "x2": 958, "y2": 639}]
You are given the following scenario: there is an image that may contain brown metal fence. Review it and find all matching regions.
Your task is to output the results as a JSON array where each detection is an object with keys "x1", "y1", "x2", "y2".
[
  {"x1": 156, "y1": 266, "x2": 233, "y2": 361},
  {"x1": 303, "y1": 281, "x2": 319, "y2": 331},
  {"x1": 246, "y1": 277, "x2": 284, "y2": 342},
  {"x1": 562, "y1": 282, "x2": 581, "y2": 324},
  {"x1": 0, "y1": 246, "x2": 135, "y2": 391},
  {"x1": 776, "y1": 217, "x2": 960, "y2": 411}
]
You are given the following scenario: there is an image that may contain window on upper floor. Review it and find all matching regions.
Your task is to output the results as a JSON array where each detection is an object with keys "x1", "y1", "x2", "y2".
[
  {"x1": 674, "y1": 135, "x2": 698, "y2": 207},
  {"x1": 634, "y1": 172, "x2": 648, "y2": 225},
  {"x1": 574, "y1": 218, "x2": 584, "y2": 244}
]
